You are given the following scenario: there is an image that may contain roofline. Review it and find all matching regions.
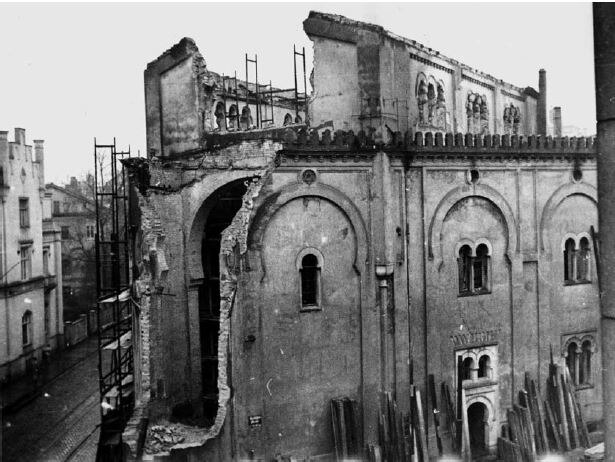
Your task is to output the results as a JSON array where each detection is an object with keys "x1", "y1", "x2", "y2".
[
  {"x1": 45, "y1": 183, "x2": 95, "y2": 206},
  {"x1": 304, "y1": 10, "x2": 537, "y2": 96}
]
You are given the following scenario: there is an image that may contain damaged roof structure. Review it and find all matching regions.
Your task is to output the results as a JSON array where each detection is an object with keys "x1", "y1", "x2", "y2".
[{"x1": 117, "y1": 11, "x2": 600, "y2": 461}]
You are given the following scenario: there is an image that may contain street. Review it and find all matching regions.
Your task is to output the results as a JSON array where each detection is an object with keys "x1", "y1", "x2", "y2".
[{"x1": 2, "y1": 337, "x2": 101, "y2": 462}]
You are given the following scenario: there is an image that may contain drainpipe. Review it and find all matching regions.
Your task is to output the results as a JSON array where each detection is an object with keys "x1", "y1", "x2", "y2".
[
  {"x1": 593, "y1": 5, "x2": 615, "y2": 461},
  {"x1": 3, "y1": 198, "x2": 8, "y2": 361}
]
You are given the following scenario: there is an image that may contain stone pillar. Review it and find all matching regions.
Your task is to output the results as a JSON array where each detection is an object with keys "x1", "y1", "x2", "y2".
[
  {"x1": 537, "y1": 69, "x2": 547, "y2": 135},
  {"x1": 553, "y1": 107, "x2": 562, "y2": 137},
  {"x1": 594, "y1": 4, "x2": 615, "y2": 461}
]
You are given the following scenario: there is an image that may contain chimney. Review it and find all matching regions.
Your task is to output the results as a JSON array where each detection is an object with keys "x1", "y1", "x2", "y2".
[
  {"x1": 14, "y1": 127, "x2": 26, "y2": 145},
  {"x1": 34, "y1": 139, "x2": 45, "y2": 186},
  {"x1": 538, "y1": 69, "x2": 547, "y2": 135},
  {"x1": 0, "y1": 131, "x2": 7, "y2": 160},
  {"x1": 553, "y1": 107, "x2": 562, "y2": 137}
]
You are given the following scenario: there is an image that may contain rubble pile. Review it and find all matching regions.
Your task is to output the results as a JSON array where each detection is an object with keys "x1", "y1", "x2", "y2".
[{"x1": 144, "y1": 425, "x2": 186, "y2": 454}]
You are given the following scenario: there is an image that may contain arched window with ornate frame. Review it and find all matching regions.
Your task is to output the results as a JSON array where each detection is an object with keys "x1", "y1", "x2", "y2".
[
  {"x1": 563, "y1": 233, "x2": 592, "y2": 285},
  {"x1": 563, "y1": 333, "x2": 596, "y2": 388},
  {"x1": 457, "y1": 240, "x2": 491, "y2": 296}
]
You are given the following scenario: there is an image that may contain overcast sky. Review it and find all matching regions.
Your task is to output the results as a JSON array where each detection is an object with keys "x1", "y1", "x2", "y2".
[{"x1": 0, "y1": 2, "x2": 595, "y2": 185}]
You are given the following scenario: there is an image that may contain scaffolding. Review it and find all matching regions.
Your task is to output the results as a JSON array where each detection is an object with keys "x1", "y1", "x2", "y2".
[
  {"x1": 94, "y1": 139, "x2": 134, "y2": 461},
  {"x1": 217, "y1": 46, "x2": 308, "y2": 131}
]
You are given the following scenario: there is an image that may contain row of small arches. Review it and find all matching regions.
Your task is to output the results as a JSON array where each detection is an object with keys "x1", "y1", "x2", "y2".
[
  {"x1": 461, "y1": 354, "x2": 492, "y2": 380},
  {"x1": 213, "y1": 102, "x2": 302, "y2": 131}
]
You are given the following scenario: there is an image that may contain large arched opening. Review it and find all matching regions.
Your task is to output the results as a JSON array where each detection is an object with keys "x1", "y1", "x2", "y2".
[{"x1": 199, "y1": 179, "x2": 247, "y2": 422}]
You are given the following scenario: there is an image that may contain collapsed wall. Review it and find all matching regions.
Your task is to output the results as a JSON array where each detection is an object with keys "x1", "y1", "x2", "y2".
[{"x1": 121, "y1": 134, "x2": 282, "y2": 458}]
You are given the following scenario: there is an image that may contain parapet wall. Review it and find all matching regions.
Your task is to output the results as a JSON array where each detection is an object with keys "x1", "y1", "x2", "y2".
[{"x1": 280, "y1": 128, "x2": 595, "y2": 154}]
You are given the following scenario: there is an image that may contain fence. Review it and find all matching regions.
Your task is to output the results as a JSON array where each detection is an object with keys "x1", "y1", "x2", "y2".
[{"x1": 64, "y1": 303, "x2": 115, "y2": 347}]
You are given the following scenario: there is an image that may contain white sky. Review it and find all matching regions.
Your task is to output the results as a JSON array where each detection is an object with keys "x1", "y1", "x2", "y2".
[{"x1": 0, "y1": 2, "x2": 595, "y2": 185}]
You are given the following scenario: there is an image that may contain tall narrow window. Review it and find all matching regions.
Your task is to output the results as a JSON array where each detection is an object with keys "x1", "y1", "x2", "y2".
[
  {"x1": 240, "y1": 106, "x2": 252, "y2": 130},
  {"x1": 44, "y1": 294, "x2": 50, "y2": 338},
  {"x1": 300, "y1": 254, "x2": 320, "y2": 307},
  {"x1": 43, "y1": 247, "x2": 50, "y2": 276},
  {"x1": 228, "y1": 105, "x2": 238, "y2": 129},
  {"x1": 62, "y1": 257, "x2": 71, "y2": 275},
  {"x1": 61, "y1": 226, "x2": 70, "y2": 240},
  {"x1": 22, "y1": 311, "x2": 32, "y2": 346},
  {"x1": 473, "y1": 244, "x2": 489, "y2": 291},
  {"x1": 580, "y1": 340, "x2": 592, "y2": 385},
  {"x1": 458, "y1": 245, "x2": 472, "y2": 294},
  {"x1": 214, "y1": 102, "x2": 226, "y2": 130},
  {"x1": 577, "y1": 237, "x2": 591, "y2": 282},
  {"x1": 19, "y1": 198, "x2": 29, "y2": 228},
  {"x1": 461, "y1": 357, "x2": 474, "y2": 381},
  {"x1": 478, "y1": 355, "x2": 491, "y2": 378},
  {"x1": 564, "y1": 238, "x2": 576, "y2": 283},
  {"x1": 53, "y1": 200, "x2": 60, "y2": 215},
  {"x1": 566, "y1": 342, "x2": 580, "y2": 385},
  {"x1": 20, "y1": 245, "x2": 31, "y2": 280}
]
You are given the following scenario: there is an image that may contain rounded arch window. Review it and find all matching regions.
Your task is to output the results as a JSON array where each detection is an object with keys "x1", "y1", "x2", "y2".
[
  {"x1": 283, "y1": 113, "x2": 293, "y2": 126},
  {"x1": 461, "y1": 357, "x2": 474, "y2": 381},
  {"x1": 458, "y1": 245, "x2": 472, "y2": 294},
  {"x1": 228, "y1": 104, "x2": 238, "y2": 129},
  {"x1": 478, "y1": 355, "x2": 491, "y2": 378},
  {"x1": 580, "y1": 340, "x2": 593, "y2": 385},
  {"x1": 564, "y1": 238, "x2": 576, "y2": 283},
  {"x1": 214, "y1": 102, "x2": 226, "y2": 130},
  {"x1": 300, "y1": 253, "x2": 321, "y2": 308},
  {"x1": 577, "y1": 237, "x2": 591, "y2": 282},
  {"x1": 240, "y1": 106, "x2": 252, "y2": 130},
  {"x1": 566, "y1": 341, "x2": 580, "y2": 385},
  {"x1": 473, "y1": 244, "x2": 489, "y2": 291}
]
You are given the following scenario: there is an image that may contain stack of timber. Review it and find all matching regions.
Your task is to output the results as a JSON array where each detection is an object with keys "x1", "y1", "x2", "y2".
[
  {"x1": 497, "y1": 357, "x2": 591, "y2": 461},
  {"x1": 366, "y1": 384, "x2": 436, "y2": 462},
  {"x1": 331, "y1": 397, "x2": 362, "y2": 460},
  {"x1": 544, "y1": 358, "x2": 591, "y2": 451}
]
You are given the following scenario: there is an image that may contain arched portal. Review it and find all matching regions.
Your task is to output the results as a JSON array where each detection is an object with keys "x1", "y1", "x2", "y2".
[
  {"x1": 467, "y1": 402, "x2": 488, "y2": 454},
  {"x1": 199, "y1": 179, "x2": 247, "y2": 422}
]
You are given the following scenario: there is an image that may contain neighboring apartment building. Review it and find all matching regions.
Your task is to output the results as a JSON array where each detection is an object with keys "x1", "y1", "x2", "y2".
[
  {"x1": 118, "y1": 12, "x2": 599, "y2": 460},
  {"x1": 0, "y1": 128, "x2": 63, "y2": 381},
  {"x1": 46, "y1": 178, "x2": 97, "y2": 321}
]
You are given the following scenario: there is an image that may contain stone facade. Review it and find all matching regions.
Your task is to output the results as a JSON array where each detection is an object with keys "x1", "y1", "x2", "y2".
[
  {"x1": 123, "y1": 12, "x2": 601, "y2": 461},
  {"x1": 0, "y1": 128, "x2": 63, "y2": 381},
  {"x1": 304, "y1": 11, "x2": 541, "y2": 141},
  {"x1": 144, "y1": 39, "x2": 307, "y2": 159}
]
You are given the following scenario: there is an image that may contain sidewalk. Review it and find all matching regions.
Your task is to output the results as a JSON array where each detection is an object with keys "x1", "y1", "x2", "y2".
[{"x1": 1, "y1": 335, "x2": 99, "y2": 413}]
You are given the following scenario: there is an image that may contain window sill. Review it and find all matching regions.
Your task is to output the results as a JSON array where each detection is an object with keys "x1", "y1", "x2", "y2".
[
  {"x1": 463, "y1": 378, "x2": 498, "y2": 389},
  {"x1": 300, "y1": 305, "x2": 322, "y2": 313},
  {"x1": 575, "y1": 383, "x2": 594, "y2": 391},
  {"x1": 564, "y1": 280, "x2": 592, "y2": 286},
  {"x1": 458, "y1": 289, "x2": 491, "y2": 298}
]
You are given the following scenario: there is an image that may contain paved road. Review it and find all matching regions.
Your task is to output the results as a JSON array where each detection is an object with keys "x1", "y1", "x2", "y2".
[{"x1": 2, "y1": 338, "x2": 101, "y2": 462}]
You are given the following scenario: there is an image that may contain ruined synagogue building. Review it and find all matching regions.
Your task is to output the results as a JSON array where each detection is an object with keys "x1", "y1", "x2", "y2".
[{"x1": 121, "y1": 11, "x2": 599, "y2": 459}]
